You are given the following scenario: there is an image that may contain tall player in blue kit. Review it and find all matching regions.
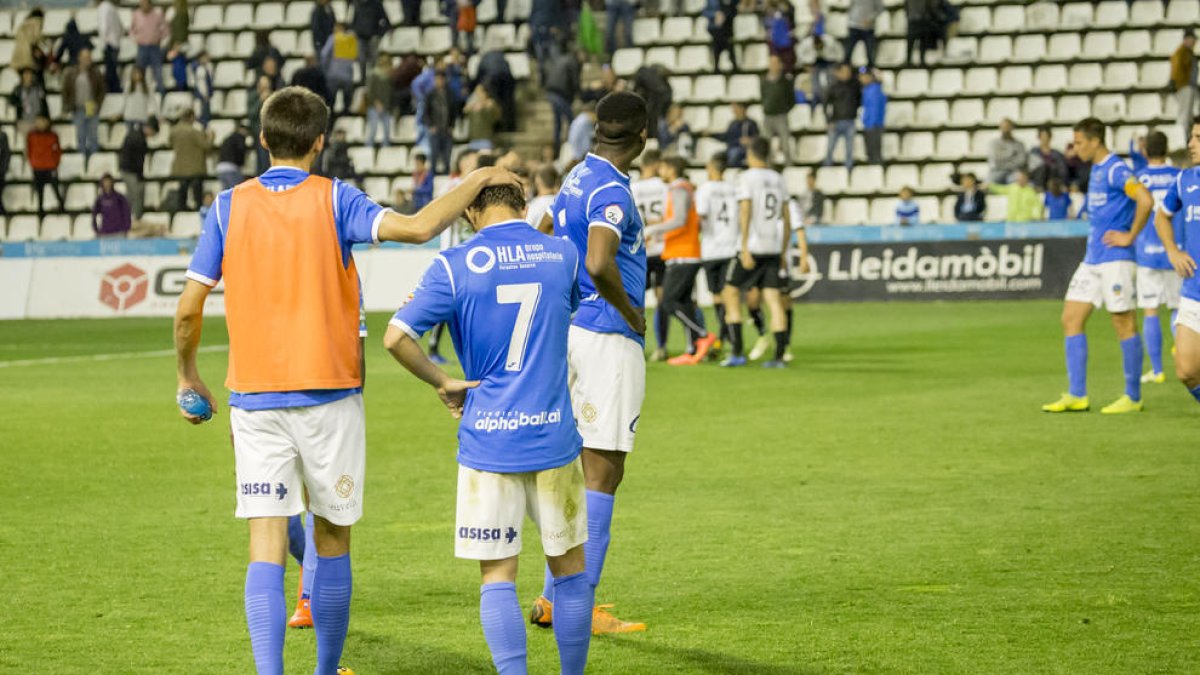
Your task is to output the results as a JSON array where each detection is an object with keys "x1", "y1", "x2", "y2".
[
  {"x1": 383, "y1": 184, "x2": 593, "y2": 674},
  {"x1": 1043, "y1": 118, "x2": 1155, "y2": 414},
  {"x1": 1134, "y1": 131, "x2": 1184, "y2": 384},
  {"x1": 1152, "y1": 122, "x2": 1200, "y2": 405},
  {"x1": 529, "y1": 91, "x2": 650, "y2": 634}
]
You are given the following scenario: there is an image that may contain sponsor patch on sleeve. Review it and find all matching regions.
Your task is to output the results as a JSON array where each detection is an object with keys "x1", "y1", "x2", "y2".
[{"x1": 604, "y1": 204, "x2": 624, "y2": 225}]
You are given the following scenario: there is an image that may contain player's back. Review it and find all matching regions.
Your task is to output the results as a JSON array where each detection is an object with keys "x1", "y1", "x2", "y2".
[
  {"x1": 1137, "y1": 165, "x2": 1183, "y2": 268},
  {"x1": 552, "y1": 153, "x2": 647, "y2": 343},
  {"x1": 738, "y1": 167, "x2": 788, "y2": 255},
  {"x1": 696, "y1": 179, "x2": 740, "y2": 261},
  {"x1": 442, "y1": 221, "x2": 583, "y2": 473}
]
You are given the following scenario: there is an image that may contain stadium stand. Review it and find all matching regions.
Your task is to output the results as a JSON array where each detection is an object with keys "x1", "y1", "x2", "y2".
[{"x1": 0, "y1": 0, "x2": 1196, "y2": 240}]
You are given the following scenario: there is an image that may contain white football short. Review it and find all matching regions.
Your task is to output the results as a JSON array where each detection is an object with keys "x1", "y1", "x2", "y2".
[
  {"x1": 1065, "y1": 261, "x2": 1136, "y2": 313},
  {"x1": 454, "y1": 457, "x2": 588, "y2": 560},
  {"x1": 1136, "y1": 266, "x2": 1182, "y2": 310},
  {"x1": 1176, "y1": 297, "x2": 1200, "y2": 336},
  {"x1": 567, "y1": 325, "x2": 646, "y2": 453},
  {"x1": 230, "y1": 393, "x2": 365, "y2": 525}
]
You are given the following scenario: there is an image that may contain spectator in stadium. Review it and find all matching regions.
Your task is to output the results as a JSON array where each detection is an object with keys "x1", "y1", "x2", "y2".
[
  {"x1": 216, "y1": 123, "x2": 251, "y2": 190},
  {"x1": 12, "y1": 9, "x2": 48, "y2": 84},
  {"x1": 119, "y1": 120, "x2": 155, "y2": 219},
  {"x1": 412, "y1": 58, "x2": 437, "y2": 146},
  {"x1": 632, "y1": 65, "x2": 673, "y2": 140},
  {"x1": 320, "y1": 128, "x2": 360, "y2": 183},
  {"x1": 860, "y1": 67, "x2": 886, "y2": 166},
  {"x1": 121, "y1": 67, "x2": 158, "y2": 131},
  {"x1": 1044, "y1": 177, "x2": 1072, "y2": 220},
  {"x1": 795, "y1": 170, "x2": 825, "y2": 225},
  {"x1": 953, "y1": 171, "x2": 986, "y2": 222},
  {"x1": 130, "y1": 0, "x2": 169, "y2": 94},
  {"x1": 401, "y1": 0, "x2": 421, "y2": 26},
  {"x1": 365, "y1": 54, "x2": 393, "y2": 149},
  {"x1": 260, "y1": 54, "x2": 286, "y2": 93},
  {"x1": 659, "y1": 103, "x2": 693, "y2": 158},
  {"x1": 823, "y1": 63, "x2": 860, "y2": 170},
  {"x1": 904, "y1": 0, "x2": 940, "y2": 69},
  {"x1": 529, "y1": 0, "x2": 565, "y2": 74},
  {"x1": 391, "y1": 53, "x2": 424, "y2": 116},
  {"x1": 10, "y1": 68, "x2": 49, "y2": 136},
  {"x1": 424, "y1": 70, "x2": 456, "y2": 174},
  {"x1": 1170, "y1": 30, "x2": 1197, "y2": 147},
  {"x1": 63, "y1": 48, "x2": 105, "y2": 163},
  {"x1": 246, "y1": 30, "x2": 285, "y2": 83},
  {"x1": 411, "y1": 152, "x2": 434, "y2": 210},
  {"x1": 0, "y1": 133, "x2": 9, "y2": 217},
  {"x1": 55, "y1": 12, "x2": 94, "y2": 67},
  {"x1": 1028, "y1": 125, "x2": 1068, "y2": 190},
  {"x1": 192, "y1": 51, "x2": 214, "y2": 128},
  {"x1": 707, "y1": 0, "x2": 738, "y2": 73},
  {"x1": 476, "y1": 50, "x2": 517, "y2": 132},
  {"x1": 321, "y1": 23, "x2": 359, "y2": 117},
  {"x1": 580, "y1": 64, "x2": 624, "y2": 104},
  {"x1": 449, "y1": 0, "x2": 478, "y2": 57},
  {"x1": 545, "y1": 48, "x2": 581, "y2": 153},
  {"x1": 391, "y1": 187, "x2": 415, "y2": 214},
  {"x1": 761, "y1": 55, "x2": 795, "y2": 163},
  {"x1": 351, "y1": 0, "x2": 392, "y2": 81},
  {"x1": 567, "y1": 102, "x2": 597, "y2": 163},
  {"x1": 98, "y1": 0, "x2": 123, "y2": 93},
  {"x1": 988, "y1": 169, "x2": 1041, "y2": 222},
  {"x1": 169, "y1": 0, "x2": 189, "y2": 48},
  {"x1": 167, "y1": 41, "x2": 192, "y2": 93},
  {"x1": 465, "y1": 86, "x2": 501, "y2": 151},
  {"x1": 844, "y1": 0, "x2": 884, "y2": 69},
  {"x1": 724, "y1": 102, "x2": 761, "y2": 168},
  {"x1": 445, "y1": 47, "x2": 469, "y2": 119},
  {"x1": 988, "y1": 118, "x2": 1027, "y2": 185},
  {"x1": 92, "y1": 173, "x2": 132, "y2": 238},
  {"x1": 765, "y1": 1, "x2": 798, "y2": 73},
  {"x1": 292, "y1": 54, "x2": 333, "y2": 110},
  {"x1": 199, "y1": 191, "x2": 214, "y2": 219},
  {"x1": 895, "y1": 186, "x2": 919, "y2": 226},
  {"x1": 797, "y1": 33, "x2": 843, "y2": 107},
  {"x1": 312, "y1": 0, "x2": 336, "y2": 53},
  {"x1": 605, "y1": 0, "x2": 636, "y2": 55},
  {"x1": 170, "y1": 109, "x2": 214, "y2": 213},
  {"x1": 27, "y1": 115, "x2": 65, "y2": 220},
  {"x1": 248, "y1": 75, "x2": 274, "y2": 174},
  {"x1": 526, "y1": 163, "x2": 559, "y2": 226}
]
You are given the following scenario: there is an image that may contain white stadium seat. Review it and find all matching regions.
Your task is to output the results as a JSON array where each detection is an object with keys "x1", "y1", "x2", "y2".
[
  {"x1": 284, "y1": 2, "x2": 314, "y2": 28},
  {"x1": 1025, "y1": 2, "x2": 1059, "y2": 31},
  {"x1": 1129, "y1": 94, "x2": 1164, "y2": 121},
  {"x1": 1140, "y1": 61, "x2": 1170, "y2": 88},
  {"x1": 1082, "y1": 32, "x2": 1117, "y2": 60},
  {"x1": 885, "y1": 100, "x2": 914, "y2": 128},
  {"x1": 962, "y1": 67, "x2": 997, "y2": 96},
  {"x1": 632, "y1": 18, "x2": 660, "y2": 46},
  {"x1": 847, "y1": 166, "x2": 884, "y2": 196},
  {"x1": 885, "y1": 164, "x2": 919, "y2": 192},
  {"x1": 1055, "y1": 95, "x2": 1091, "y2": 124},
  {"x1": 835, "y1": 198, "x2": 869, "y2": 226},
  {"x1": 914, "y1": 100, "x2": 949, "y2": 127},
  {"x1": 172, "y1": 212, "x2": 202, "y2": 238},
  {"x1": 978, "y1": 36, "x2": 1012, "y2": 64},
  {"x1": 1166, "y1": 0, "x2": 1200, "y2": 25},
  {"x1": 1032, "y1": 65, "x2": 1067, "y2": 94},
  {"x1": 998, "y1": 66, "x2": 1032, "y2": 95},
  {"x1": 1047, "y1": 33, "x2": 1081, "y2": 61},
  {"x1": 1092, "y1": 94, "x2": 1127, "y2": 120},
  {"x1": 661, "y1": 17, "x2": 693, "y2": 45},
  {"x1": 740, "y1": 43, "x2": 769, "y2": 72},
  {"x1": 675, "y1": 45, "x2": 713, "y2": 74},
  {"x1": 949, "y1": 99, "x2": 984, "y2": 127},
  {"x1": 691, "y1": 75, "x2": 725, "y2": 103},
  {"x1": 1067, "y1": 63, "x2": 1102, "y2": 93},
  {"x1": 1103, "y1": 62, "x2": 1139, "y2": 91},
  {"x1": 1117, "y1": 30, "x2": 1151, "y2": 58},
  {"x1": 816, "y1": 166, "x2": 848, "y2": 195},
  {"x1": 225, "y1": 4, "x2": 254, "y2": 27},
  {"x1": 41, "y1": 8, "x2": 70, "y2": 35},
  {"x1": 6, "y1": 216, "x2": 40, "y2": 242},
  {"x1": 727, "y1": 75, "x2": 760, "y2": 103},
  {"x1": 985, "y1": 98, "x2": 1021, "y2": 125},
  {"x1": 896, "y1": 69, "x2": 929, "y2": 96},
  {"x1": 58, "y1": 154, "x2": 84, "y2": 181},
  {"x1": 71, "y1": 215, "x2": 96, "y2": 241},
  {"x1": 869, "y1": 198, "x2": 897, "y2": 226},
  {"x1": 934, "y1": 131, "x2": 970, "y2": 161},
  {"x1": 65, "y1": 184, "x2": 94, "y2": 211},
  {"x1": 611, "y1": 49, "x2": 642, "y2": 78},
  {"x1": 1021, "y1": 97, "x2": 1055, "y2": 125},
  {"x1": 193, "y1": 4, "x2": 223, "y2": 31},
  {"x1": 920, "y1": 163, "x2": 955, "y2": 191},
  {"x1": 1059, "y1": 3, "x2": 1093, "y2": 29},
  {"x1": 991, "y1": 5, "x2": 1024, "y2": 32},
  {"x1": 40, "y1": 215, "x2": 71, "y2": 240},
  {"x1": 957, "y1": 6, "x2": 989, "y2": 34},
  {"x1": 1152, "y1": 30, "x2": 1181, "y2": 58},
  {"x1": 970, "y1": 129, "x2": 998, "y2": 159},
  {"x1": 732, "y1": 14, "x2": 763, "y2": 41},
  {"x1": 1127, "y1": 0, "x2": 1164, "y2": 27},
  {"x1": 900, "y1": 132, "x2": 935, "y2": 161},
  {"x1": 1010, "y1": 35, "x2": 1046, "y2": 65},
  {"x1": 1092, "y1": 1, "x2": 1129, "y2": 28},
  {"x1": 254, "y1": 3, "x2": 285, "y2": 27},
  {"x1": 376, "y1": 146, "x2": 409, "y2": 174},
  {"x1": 644, "y1": 46, "x2": 676, "y2": 70},
  {"x1": 669, "y1": 76, "x2": 692, "y2": 102}
]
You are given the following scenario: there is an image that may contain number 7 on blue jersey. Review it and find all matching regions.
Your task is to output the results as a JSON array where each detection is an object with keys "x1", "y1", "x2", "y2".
[{"x1": 496, "y1": 283, "x2": 542, "y2": 372}]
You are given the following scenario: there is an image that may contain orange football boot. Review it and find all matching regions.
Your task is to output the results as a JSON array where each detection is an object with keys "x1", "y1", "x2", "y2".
[{"x1": 591, "y1": 605, "x2": 646, "y2": 635}]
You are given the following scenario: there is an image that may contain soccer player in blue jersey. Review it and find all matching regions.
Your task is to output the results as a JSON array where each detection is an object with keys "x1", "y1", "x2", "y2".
[
  {"x1": 1043, "y1": 118, "x2": 1155, "y2": 414},
  {"x1": 384, "y1": 184, "x2": 593, "y2": 675},
  {"x1": 1134, "y1": 131, "x2": 1184, "y2": 384},
  {"x1": 1153, "y1": 122, "x2": 1200, "y2": 405},
  {"x1": 529, "y1": 91, "x2": 649, "y2": 634}
]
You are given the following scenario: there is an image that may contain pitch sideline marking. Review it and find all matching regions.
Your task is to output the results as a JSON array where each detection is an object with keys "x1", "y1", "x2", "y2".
[{"x1": 0, "y1": 345, "x2": 229, "y2": 368}]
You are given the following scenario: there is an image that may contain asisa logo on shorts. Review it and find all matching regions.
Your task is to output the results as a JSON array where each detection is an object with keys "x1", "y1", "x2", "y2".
[
  {"x1": 242, "y1": 482, "x2": 288, "y2": 501},
  {"x1": 459, "y1": 526, "x2": 518, "y2": 544}
]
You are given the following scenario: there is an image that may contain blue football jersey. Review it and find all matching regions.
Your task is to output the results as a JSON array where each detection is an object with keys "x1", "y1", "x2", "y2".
[
  {"x1": 1084, "y1": 153, "x2": 1138, "y2": 265},
  {"x1": 391, "y1": 220, "x2": 583, "y2": 474},
  {"x1": 550, "y1": 153, "x2": 647, "y2": 346},
  {"x1": 1160, "y1": 168, "x2": 1200, "y2": 302},
  {"x1": 1135, "y1": 164, "x2": 1183, "y2": 271}
]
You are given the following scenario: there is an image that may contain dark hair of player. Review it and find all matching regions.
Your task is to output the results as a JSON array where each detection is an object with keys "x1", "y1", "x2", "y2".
[
  {"x1": 1145, "y1": 130, "x2": 1168, "y2": 159},
  {"x1": 261, "y1": 86, "x2": 330, "y2": 160},
  {"x1": 595, "y1": 91, "x2": 648, "y2": 149},
  {"x1": 708, "y1": 152, "x2": 727, "y2": 173},
  {"x1": 468, "y1": 184, "x2": 526, "y2": 215},
  {"x1": 476, "y1": 153, "x2": 498, "y2": 168},
  {"x1": 662, "y1": 155, "x2": 687, "y2": 178},
  {"x1": 1072, "y1": 117, "x2": 1107, "y2": 143},
  {"x1": 535, "y1": 164, "x2": 559, "y2": 189},
  {"x1": 749, "y1": 136, "x2": 771, "y2": 162}
]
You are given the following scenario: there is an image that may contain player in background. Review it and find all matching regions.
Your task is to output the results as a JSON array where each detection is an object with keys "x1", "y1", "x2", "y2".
[
  {"x1": 1154, "y1": 122, "x2": 1200, "y2": 405},
  {"x1": 1134, "y1": 131, "x2": 1184, "y2": 384},
  {"x1": 1042, "y1": 117, "x2": 1154, "y2": 414},
  {"x1": 526, "y1": 164, "x2": 560, "y2": 227},
  {"x1": 384, "y1": 184, "x2": 593, "y2": 675},
  {"x1": 428, "y1": 150, "x2": 481, "y2": 364},
  {"x1": 173, "y1": 86, "x2": 518, "y2": 675},
  {"x1": 780, "y1": 194, "x2": 813, "y2": 361},
  {"x1": 721, "y1": 137, "x2": 792, "y2": 368},
  {"x1": 530, "y1": 91, "x2": 649, "y2": 634},
  {"x1": 646, "y1": 155, "x2": 719, "y2": 365},
  {"x1": 632, "y1": 149, "x2": 670, "y2": 360},
  {"x1": 695, "y1": 152, "x2": 740, "y2": 353}
]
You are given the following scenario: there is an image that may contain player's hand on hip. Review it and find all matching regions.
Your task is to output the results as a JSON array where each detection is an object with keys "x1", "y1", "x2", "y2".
[
  {"x1": 624, "y1": 307, "x2": 647, "y2": 337},
  {"x1": 740, "y1": 251, "x2": 756, "y2": 269},
  {"x1": 177, "y1": 379, "x2": 218, "y2": 425},
  {"x1": 437, "y1": 379, "x2": 480, "y2": 420},
  {"x1": 1170, "y1": 250, "x2": 1198, "y2": 278},
  {"x1": 1101, "y1": 230, "x2": 1134, "y2": 248}
]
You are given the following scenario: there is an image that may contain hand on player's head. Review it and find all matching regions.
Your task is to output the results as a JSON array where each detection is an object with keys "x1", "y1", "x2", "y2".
[{"x1": 472, "y1": 166, "x2": 522, "y2": 190}]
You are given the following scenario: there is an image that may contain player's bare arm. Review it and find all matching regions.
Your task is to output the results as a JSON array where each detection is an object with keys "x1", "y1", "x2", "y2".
[
  {"x1": 1102, "y1": 182, "x2": 1154, "y2": 247},
  {"x1": 383, "y1": 325, "x2": 479, "y2": 419},
  {"x1": 173, "y1": 279, "x2": 218, "y2": 423},
  {"x1": 537, "y1": 211, "x2": 554, "y2": 235},
  {"x1": 739, "y1": 199, "x2": 754, "y2": 269},
  {"x1": 377, "y1": 167, "x2": 520, "y2": 243},
  {"x1": 585, "y1": 227, "x2": 646, "y2": 335},
  {"x1": 1155, "y1": 207, "x2": 1197, "y2": 278},
  {"x1": 643, "y1": 187, "x2": 688, "y2": 238}
]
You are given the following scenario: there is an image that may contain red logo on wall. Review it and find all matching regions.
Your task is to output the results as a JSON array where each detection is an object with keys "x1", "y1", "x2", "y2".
[{"x1": 100, "y1": 263, "x2": 149, "y2": 311}]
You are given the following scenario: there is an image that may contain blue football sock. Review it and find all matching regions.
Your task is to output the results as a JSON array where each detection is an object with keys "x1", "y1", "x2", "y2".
[
  {"x1": 654, "y1": 308, "x2": 669, "y2": 349},
  {"x1": 287, "y1": 515, "x2": 306, "y2": 567},
  {"x1": 552, "y1": 572, "x2": 593, "y2": 675},
  {"x1": 1144, "y1": 316, "x2": 1163, "y2": 375},
  {"x1": 244, "y1": 562, "x2": 286, "y2": 675},
  {"x1": 1120, "y1": 335, "x2": 1143, "y2": 401},
  {"x1": 541, "y1": 565, "x2": 555, "y2": 603},
  {"x1": 301, "y1": 514, "x2": 316, "y2": 600},
  {"x1": 1190, "y1": 384, "x2": 1200, "y2": 404},
  {"x1": 584, "y1": 490, "x2": 614, "y2": 589},
  {"x1": 311, "y1": 553, "x2": 352, "y2": 675},
  {"x1": 1065, "y1": 334, "x2": 1087, "y2": 398},
  {"x1": 480, "y1": 582, "x2": 527, "y2": 675}
]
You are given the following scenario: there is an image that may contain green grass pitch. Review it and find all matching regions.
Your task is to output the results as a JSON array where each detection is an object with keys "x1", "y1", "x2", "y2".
[{"x1": 2, "y1": 300, "x2": 1198, "y2": 674}]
